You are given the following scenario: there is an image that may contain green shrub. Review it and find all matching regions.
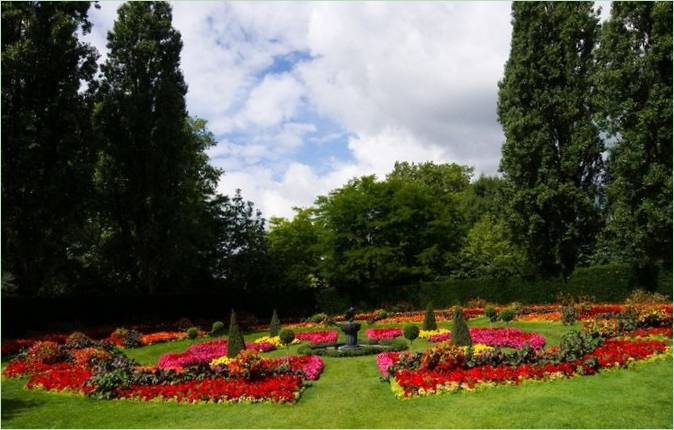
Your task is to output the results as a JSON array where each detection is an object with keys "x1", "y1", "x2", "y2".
[
  {"x1": 279, "y1": 329, "x2": 296, "y2": 347},
  {"x1": 269, "y1": 309, "x2": 281, "y2": 336},
  {"x1": 210, "y1": 321, "x2": 225, "y2": 336},
  {"x1": 559, "y1": 330, "x2": 603, "y2": 362},
  {"x1": 186, "y1": 327, "x2": 198, "y2": 339},
  {"x1": 416, "y1": 263, "x2": 650, "y2": 305},
  {"x1": 499, "y1": 308, "x2": 515, "y2": 323},
  {"x1": 422, "y1": 302, "x2": 437, "y2": 330},
  {"x1": 484, "y1": 306, "x2": 498, "y2": 323},
  {"x1": 626, "y1": 289, "x2": 671, "y2": 304},
  {"x1": 403, "y1": 324, "x2": 419, "y2": 342},
  {"x1": 226, "y1": 310, "x2": 245, "y2": 358},
  {"x1": 66, "y1": 331, "x2": 93, "y2": 349},
  {"x1": 307, "y1": 313, "x2": 328, "y2": 324},
  {"x1": 561, "y1": 304, "x2": 579, "y2": 325},
  {"x1": 452, "y1": 306, "x2": 472, "y2": 347}
]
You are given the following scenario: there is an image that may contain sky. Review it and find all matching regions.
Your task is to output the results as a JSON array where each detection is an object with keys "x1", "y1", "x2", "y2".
[{"x1": 81, "y1": 1, "x2": 609, "y2": 219}]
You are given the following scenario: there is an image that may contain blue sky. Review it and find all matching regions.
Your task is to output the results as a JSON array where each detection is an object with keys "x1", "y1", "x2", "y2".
[{"x1": 81, "y1": 2, "x2": 609, "y2": 218}]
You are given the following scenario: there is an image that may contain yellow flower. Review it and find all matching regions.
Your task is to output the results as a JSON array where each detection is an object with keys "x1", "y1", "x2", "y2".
[
  {"x1": 418, "y1": 328, "x2": 450, "y2": 339},
  {"x1": 210, "y1": 355, "x2": 232, "y2": 367}
]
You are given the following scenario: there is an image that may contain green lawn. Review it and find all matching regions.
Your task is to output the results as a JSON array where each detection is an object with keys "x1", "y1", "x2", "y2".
[{"x1": 2, "y1": 319, "x2": 672, "y2": 428}]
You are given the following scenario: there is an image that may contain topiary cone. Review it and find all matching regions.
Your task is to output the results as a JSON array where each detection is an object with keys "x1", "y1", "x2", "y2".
[
  {"x1": 270, "y1": 309, "x2": 281, "y2": 337},
  {"x1": 227, "y1": 309, "x2": 246, "y2": 358},
  {"x1": 422, "y1": 302, "x2": 438, "y2": 330},
  {"x1": 452, "y1": 306, "x2": 472, "y2": 347}
]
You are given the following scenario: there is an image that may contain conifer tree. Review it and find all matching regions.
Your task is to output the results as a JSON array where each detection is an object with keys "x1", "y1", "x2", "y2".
[
  {"x1": 595, "y1": 2, "x2": 673, "y2": 285},
  {"x1": 227, "y1": 310, "x2": 246, "y2": 358},
  {"x1": 269, "y1": 309, "x2": 281, "y2": 337},
  {"x1": 497, "y1": 2, "x2": 603, "y2": 278},
  {"x1": 452, "y1": 307, "x2": 472, "y2": 347},
  {"x1": 422, "y1": 302, "x2": 437, "y2": 330}
]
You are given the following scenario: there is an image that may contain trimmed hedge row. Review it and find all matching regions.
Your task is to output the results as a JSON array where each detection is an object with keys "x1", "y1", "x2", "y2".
[{"x1": 417, "y1": 263, "x2": 672, "y2": 307}]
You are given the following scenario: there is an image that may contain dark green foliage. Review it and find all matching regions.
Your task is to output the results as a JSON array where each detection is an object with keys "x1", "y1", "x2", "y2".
[
  {"x1": 1, "y1": 2, "x2": 99, "y2": 297},
  {"x1": 297, "y1": 338, "x2": 408, "y2": 357},
  {"x1": 417, "y1": 263, "x2": 670, "y2": 306},
  {"x1": 307, "y1": 313, "x2": 328, "y2": 324},
  {"x1": 186, "y1": 327, "x2": 198, "y2": 339},
  {"x1": 498, "y1": 308, "x2": 515, "y2": 324},
  {"x1": 226, "y1": 311, "x2": 245, "y2": 358},
  {"x1": 561, "y1": 305, "x2": 579, "y2": 325},
  {"x1": 66, "y1": 332, "x2": 93, "y2": 349},
  {"x1": 279, "y1": 329, "x2": 295, "y2": 346},
  {"x1": 111, "y1": 328, "x2": 142, "y2": 348},
  {"x1": 269, "y1": 309, "x2": 281, "y2": 337},
  {"x1": 452, "y1": 307, "x2": 472, "y2": 346},
  {"x1": 93, "y1": 2, "x2": 225, "y2": 294},
  {"x1": 315, "y1": 162, "x2": 470, "y2": 300},
  {"x1": 210, "y1": 321, "x2": 225, "y2": 337},
  {"x1": 402, "y1": 324, "x2": 420, "y2": 342},
  {"x1": 422, "y1": 303, "x2": 437, "y2": 330},
  {"x1": 268, "y1": 209, "x2": 323, "y2": 296},
  {"x1": 558, "y1": 330, "x2": 603, "y2": 362},
  {"x1": 595, "y1": 2, "x2": 673, "y2": 279},
  {"x1": 484, "y1": 306, "x2": 498, "y2": 323},
  {"x1": 498, "y1": 2, "x2": 603, "y2": 279}
]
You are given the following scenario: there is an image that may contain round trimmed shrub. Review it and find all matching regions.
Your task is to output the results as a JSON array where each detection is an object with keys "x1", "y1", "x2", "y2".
[
  {"x1": 403, "y1": 324, "x2": 420, "y2": 342},
  {"x1": 307, "y1": 313, "x2": 328, "y2": 324},
  {"x1": 279, "y1": 329, "x2": 296, "y2": 346},
  {"x1": 186, "y1": 327, "x2": 199, "y2": 339},
  {"x1": 210, "y1": 321, "x2": 225, "y2": 336},
  {"x1": 499, "y1": 308, "x2": 515, "y2": 323},
  {"x1": 484, "y1": 306, "x2": 498, "y2": 323}
]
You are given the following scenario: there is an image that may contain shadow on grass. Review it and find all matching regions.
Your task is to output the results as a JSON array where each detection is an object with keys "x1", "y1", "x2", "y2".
[{"x1": 1, "y1": 397, "x2": 45, "y2": 421}]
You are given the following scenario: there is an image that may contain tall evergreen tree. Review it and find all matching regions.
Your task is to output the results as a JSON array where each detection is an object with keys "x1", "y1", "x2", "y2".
[
  {"x1": 1, "y1": 2, "x2": 98, "y2": 296},
  {"x1": 94, "y1": 2, "x2": 217, "y2": 293},
  {"x1": 497, "y1": 2, "x2": 603, "y2": 278},
  {"x1": 595, "y1": 2, "x2": 673, "y2": 285}
]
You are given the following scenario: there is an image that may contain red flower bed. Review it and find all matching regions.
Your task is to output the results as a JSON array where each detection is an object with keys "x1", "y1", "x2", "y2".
[
  {"x1": 26, "y1": 367, "x2": 94, "y2": 394},
  {"x1": 627, "y1": 327, "x2": 673, "y2": 338},
  {"x1": 140, "y1": 331, "x2": 187, "y2": 345},
  {"x1": 2, "y1": 359, "x2": 73, "y2": 378},
  {"x1": 115, "y1": 374, "x2": 303, "y2": 403},
  {"x1": 389, "y1": 338, "x2": 669, "y2": 397}
]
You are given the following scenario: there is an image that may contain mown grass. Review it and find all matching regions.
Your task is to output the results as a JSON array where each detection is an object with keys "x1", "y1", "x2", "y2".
[{"x1": 2, "y1": 318, "x2": 672, "y2": 428}]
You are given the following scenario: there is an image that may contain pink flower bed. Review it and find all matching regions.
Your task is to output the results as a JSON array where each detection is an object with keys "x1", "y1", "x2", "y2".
[
  {"x1": 366, "y1": 328, "x2": 402, "y2": 341},
  {"x1": 273, "y1": 355, "x2": 325, "y2": 380},
  {"x1": 429, "y1": 328, "x2": 545, "y2": 349},
  {"x1": 376, "y1": 351, "x2": 402, "y2": 377},
  {"x1": 295, "y1": 331, "x2": 338, "y2": 345},
  {"x1": 158, "y1": 339, "x2": 275, "y2": 369}
]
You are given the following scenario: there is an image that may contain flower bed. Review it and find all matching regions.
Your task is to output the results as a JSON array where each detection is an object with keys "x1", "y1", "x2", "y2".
[
  {"x1": 366, "y1": 328, "x2": 402, "y2": 341},
  {"x1": 427, "y1": 327, "x2": 546, "y2": 349},
  {"x1": 380, "y1": 337, "x2": 670, "y2": 398},
  {"x1": 158, "y1": 339, "x2": 275, "y2": 369},
  {"x1": 140, "y1": 331, "x2": 188, "y2": 345},
  {"x1": 115, "y1": 374, "x2": 304, "y2": 403},
  {"x1": 4, "y1": 331, "x2": 324, "y2": 405},
  {"x1": 295, "y1": 330, "x2": 338, "y2": 345}
]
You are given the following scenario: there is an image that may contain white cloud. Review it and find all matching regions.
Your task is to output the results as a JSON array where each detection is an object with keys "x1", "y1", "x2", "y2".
[{"x1": 81, "y1": 2, "x2": 517, "y2": 219}]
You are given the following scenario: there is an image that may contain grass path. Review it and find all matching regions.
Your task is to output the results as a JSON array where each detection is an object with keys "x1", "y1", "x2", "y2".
[{"x1": 2, "y1": 319, "x2": 672, "y2": 428}]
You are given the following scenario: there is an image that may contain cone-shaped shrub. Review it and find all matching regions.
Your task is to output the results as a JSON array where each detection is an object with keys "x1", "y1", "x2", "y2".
[
  {"x1": 227, "y1": 309, "x2": 246, "y2": 358},
  {"x1": 452, "y1": 306, "x2": 472, "y2": 347},
  {"x1": 422, "y1": 302, "x2": 437, "y2": 330},
  {"x1": 270, "y1": 309, "x2": 281, "y2": 336}
]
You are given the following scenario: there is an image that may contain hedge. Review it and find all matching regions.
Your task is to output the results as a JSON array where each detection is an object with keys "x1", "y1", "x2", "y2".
[{"x1": 416, "y1": 263, "x2": 672, "y2": 307}]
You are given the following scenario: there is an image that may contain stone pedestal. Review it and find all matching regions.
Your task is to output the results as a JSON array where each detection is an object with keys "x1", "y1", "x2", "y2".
[{"x1": 340, "y1": 321, "x2": 361, "y2": 348}]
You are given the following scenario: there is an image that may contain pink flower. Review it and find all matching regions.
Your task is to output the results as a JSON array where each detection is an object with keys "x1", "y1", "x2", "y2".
[
  {"x1": 366, "y1": 328, "x2": 402, "y2": 341},
  {"x1": 376, "y1": 352, "x2": 401, "y2": 377},
  {"x1": 295, "y1": 331, "x2": 338, "y2": 345}
]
